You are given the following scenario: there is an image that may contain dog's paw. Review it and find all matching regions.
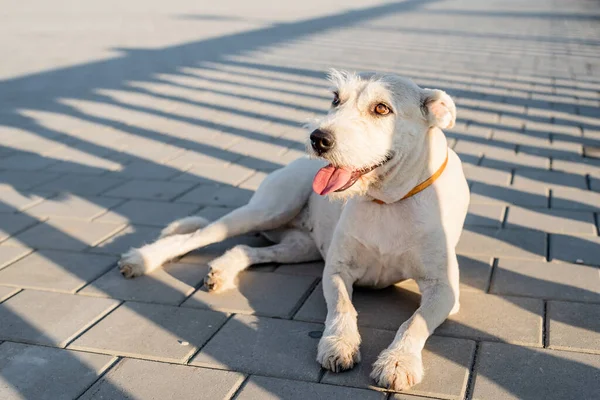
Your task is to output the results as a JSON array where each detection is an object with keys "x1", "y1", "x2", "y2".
[
  {"x1": 370, "y1": 349, "x2": 423, "y2": 391},
  {"x1": 118, "y1": 249, "x2": 153, "y2": 279},
  {"x1": 203, "y1": 268, "x2": 235, "y2": 293},
  {"x1": 317, "y1": 334, "x2": 361, "y2": 372}
]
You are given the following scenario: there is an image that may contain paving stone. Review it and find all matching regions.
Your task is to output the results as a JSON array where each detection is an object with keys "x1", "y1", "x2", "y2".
[
  {"x1": 182, "y1": 271, "x2": 316, "y2": 318},
  {"x1": 4, "y1": 218, "x2": 124, "y2": 251},
  {"x1": 103, "y1": 179, "x2": 195, "y2": 201},
  {"x1": 322, "y1": 328, "x2": 474, "y2": 399},
  {"x1": 505, "y1": 206, "x2": 596, "y2": 234},
  {"x1": 0, "y1": 250, "x2": 116, "y2": 293},
  {"x1": 275, "y1": 261, "x2": 324, "y2": 277},
  {"x1": 549, "y1": 234, "x2": 600, "y2": 265},
  {"x1": 24, "y1": 194, "x2": 123, "y2": 220},
  {"x1": 471, "y1": 342, "x2": 600, "y2": 400},
  {"x1": 470, "y1": 182, "x2": 548, "y2": 207},
  {"x1": 165, "y1": 149, "x2": 232, "y2": 169},
  {"x1": 513, "y1": 170, "x2": 587, "y2": 190},
  {"x1": 552, "y1": 157, "x2": 600, "y2": 176},
  {"x1": 80, "y1": 358, "x2": 244, "y2": 400},
  {"x1": 294, "y1": 282, "x2": 419, "y2": 331},
  {"x1": 175, "y1": 185, "x2": 254, "y2": 207},
  {"x1": 462, "y1": 166, "x2": 511, "y2": 186},
  {"x1": 197, "y1": 206, "x2": 235, "y2": 221},
  {"x1": 0, "y1": 154, "x2": 58, "y2": 171},
  {"x1": 116, "y1": 160, "x2": 182, "y2": 180},
  {"x1": 236, "y1": 376, "x2": 385, "y2": 400},
  {"x1": 551, "y1": 188, "x2": 600, "y2": 211},
  {"x1": 174, "y1": 163, "x2": 256, "y2": 186},
  {"x1": 0, "y1": 287, "x2": 19, "y2": 303},
  {"x1": 548, "y1": 301, "x2": 600, "y2": 354},
  {"x1": 480, "y1": 151, "x2": 549, "y2": 170},
  {"x1": 93, "y1": 199, "x2": 199, "y2": 227},
  {"x1": 90, "y1": 225, "x2": 161, "y2": 255},
  {"x1": 0, "y1": 171, "x2": 62, "y2": 190},
  {"x1": 0, "y1": 290, "x2": 119, "y2": 346},
  {"x1": 80, "y1": 262, "x2": 205, "y2": 305},
  {"x1": 456, "y1": 227, "x2": 546, "y2": 260},
  {"x1": 191, "y1": 314, "x2": 323, "y2": 381},
  {"x1": 0, "y1": 214, "x2": 39, "y2": 242},
  {"x1": 490, "y1": 259, "x2": 600, "y2": 302},
  {"x1": 465, "y1": 204, "x2": 505, "y2": 227},
  {"x1": 0, "y1": 186, "x2": 50, "y2": 213},
  {"x1": 0, "y1": 244, "x2": 32, "y2": 270},
  {"x1": 69, "y1": 301, "x2": 227, "y2": 363},
  {"x1": 238, "y1": 171, "x2": 269, "y2": 190},
  {"x1": 0, "y1": 342, "x2": 116, "y2": 400},
  {"x1": 437, "y1": 293, "x2": 543, "y2": 346},
  {"x1": 31, "y1": 174, "x2": 125, "y2": 196}
]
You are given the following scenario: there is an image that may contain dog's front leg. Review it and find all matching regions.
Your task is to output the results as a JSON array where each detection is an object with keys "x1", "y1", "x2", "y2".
[
  {"x1": 371, "y1": 279, "x2": 455, "y2": 391},
  {"x1": 317, "y1": 264, "x2": 361, "y2": 372}
]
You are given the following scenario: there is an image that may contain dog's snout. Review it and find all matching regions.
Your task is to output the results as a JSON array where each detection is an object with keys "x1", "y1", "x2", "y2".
[{"x1": 310, "y1": 129, "x2": 335, "y2": 154}]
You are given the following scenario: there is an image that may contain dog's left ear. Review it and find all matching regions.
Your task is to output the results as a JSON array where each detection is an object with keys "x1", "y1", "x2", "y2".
[{"x1": 421, "y1": 89, "x2": 456, "y2": 129}]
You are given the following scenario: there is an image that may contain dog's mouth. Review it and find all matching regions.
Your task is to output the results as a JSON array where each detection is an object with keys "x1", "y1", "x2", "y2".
[{"x1": 312, "y1": 154, "x2": 394, "y2": 195}]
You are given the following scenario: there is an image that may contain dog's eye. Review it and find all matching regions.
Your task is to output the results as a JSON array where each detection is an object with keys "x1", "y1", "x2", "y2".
[
  {"x1": 375, "y1": 103, "x2": 391, "y2": 115},
  {"x1": 332, "y1": 92, "x2": 340, "y2": 107}
]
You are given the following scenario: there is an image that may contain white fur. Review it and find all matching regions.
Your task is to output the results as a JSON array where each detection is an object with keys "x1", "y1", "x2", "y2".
[{"x1": 117, "y1": 71, "x2": 469, "y2": 391}]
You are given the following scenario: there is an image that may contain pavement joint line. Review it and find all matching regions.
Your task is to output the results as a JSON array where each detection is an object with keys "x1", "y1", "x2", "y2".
[
  {"x1": 62, "y1": 299, "x2": 124, "y2": 349},
  {"x1": 484, "y1": 258, "x2": 498, "y2": 294},
  {"x1": 542, "y1": 300, "x2": 548, "y2": 349},
  {"x1": 463, "y1": 342, "x2": 481, "y2": 400},
  {"x1": 227, "y1": 374, "x2": 251, "y2": 400},
  {"x1": 288, "y1": 275, "x2": 321, "y2": 320},
  {"x1": 0, "y1": 287, "x2": 22, "y2": 304},
  {"x1": 0, "y1": 246, "x2": 35, "y2": 270},
  {"x1": 73, "y1": 355, "x2": 121, "y2": 400},
  {"x1": 183, "y1": 313, "x2": 234, "y2": 365}
]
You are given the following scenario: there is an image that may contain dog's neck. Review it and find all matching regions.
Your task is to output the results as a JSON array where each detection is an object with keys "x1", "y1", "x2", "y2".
[{"x1": 367, "y1": 127, "x2": 448, "y2": 204}]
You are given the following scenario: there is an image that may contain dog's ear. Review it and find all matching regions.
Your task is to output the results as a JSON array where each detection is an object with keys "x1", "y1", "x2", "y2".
[{"x1": 421, "y1": 89, "x2": 456, "y2": 129}]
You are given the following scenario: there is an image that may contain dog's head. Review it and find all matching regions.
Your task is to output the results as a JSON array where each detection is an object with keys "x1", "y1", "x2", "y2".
[{"x1": 307, "y1": 70, "x2": 455, "y2": 200}]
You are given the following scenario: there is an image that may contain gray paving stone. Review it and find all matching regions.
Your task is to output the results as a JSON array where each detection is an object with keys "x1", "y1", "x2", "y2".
[
  {"x1": 470, "y1": 183, "x2": 548, "y2": 207},
  {"x1": 0, "y1": 154, "x2": 58, "y2": 171},
  {"x1": 505, "y1": 206, "x2": 596, "y2": 234},
  {"x1": 437, "y1": 293, "x2": 543, "y2": 346},
  {"x1": 115, "y1": 160, "x2": 182, "y2": 180},
  {"x1": 0, "y1": 244, "x2": 32, "y2": 270},
  {"x1": 69, "y1": 301, "x2": 227, "y2": 363},
  {"x1": 490, "y1": 259, "x2": 600, "y2": 302},
  {"x1": 513, "y1": 170, "x2": 587, "y2": 190},
  {"x1": 275, "y1": 261, "x2": 324, "y2": 277},
  {"x1": 0, "y1": 214, "x2": 39, "y2": 242},
  {"x1": 0, "y1": 290, "x2": 119, "y2": 346},
  {"x1": 31, "y1": 174, "x2": 125, "y2": 196},
  {"x1": 456, "y1": 227, "x2": 546, "y2": 260},
  {"x1": 80, "y1": 262, "x2": 205, "y2": 305},
  {"x1": 465, "y1": 204, "x2": 505, "y2": 228},
  {"x1": 4, "y1": 218, "x2": 124, "y2": 251},
  {"x1": 294, "y1": 282, "x2": 419, "y2": 331},
  {"x1": 196, "y1": 206, "x2": 235, "y2": 221},
  {"x1": 238, "y1": 171, "x2": 269, "y2": 190},
  {"x1": 456, "y1": 255, "x2": 493, "y2": 292},
  {"x1": 549, "y1": 234, "x2": 600, "y2": 265},
  {"x1": 552, "y1": 158, "x2": 600, "y2": 176},
  {"x1": 174, "y1": 163, "x2": 256, "y2": 186},
  {"x1": 175, "y1": 185, "x2": 253, "y2": 207},
  {"x1": 103, "y1": 179, "x2": 195, "y2": 201},
  {"x1": 0, "y1": 171, "x2": 62, "y2": 190},
  {"x1": 182, "y1": 271, "x2": 316, "y2": 318},
  {"x1": 548, "y1": 301, "x2": 600, "y2": 354},
  {"x1": 0, "y1": 186, "x2": 49, "y2": 213},
  {"x1": 480, "y1": 152, "x2": 549, "y2": 170},
  {"x1": 462, "y1": 166, "x2": 511, "y2": 186},
  {"x1": 24, "y1": 194, "x2": 123, "y2": 220},
  {"x1": 551, "y1": 188, "x2": 600, "y2": 211},
  {"x1": 236, "y1": 376, "x2": 385, "y2": 400},
  {"x1": 0, "y1": 342, "x2": 116, "y2": 400},
  {"x1": 80, "y1": 358, "x2": 244, "y2": 400},
  {"x1": 0, "y1": 287, "x2": 19, "y2": 303},
  {"x1": 165, "y1": 149, "x2": 232, "y2": 169},
  {"x1": 90, "y1": 225, "x2": 161, "y2": 255},
  {"x1": 322, "y1": 328, "x2": 474, "y2": 399},
  {"x1": 471, "y1": 342, "x2": 600, "y2": 400},
  {"x1": 191, "y1": 314, "x2": 323, "y2": 381},
  {"x1": 0, "y1": 250, "x2": 116, "y2": 293},
  {"x1": 93, "y1": 199, "x2": 199, "y2": 227}
]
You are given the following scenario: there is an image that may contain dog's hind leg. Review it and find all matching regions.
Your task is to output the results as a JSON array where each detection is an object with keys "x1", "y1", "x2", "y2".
[
  {"x1": 204, "y1": 229, "x2": 321, "y2": 292},
  {"x1": 119, "y1": 158, "x2": 321, "y2": 278}
]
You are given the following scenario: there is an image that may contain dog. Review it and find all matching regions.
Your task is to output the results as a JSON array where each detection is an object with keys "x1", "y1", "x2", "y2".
[{"x1": 118, "y1": 70, "x2": 470, "y2": 391}]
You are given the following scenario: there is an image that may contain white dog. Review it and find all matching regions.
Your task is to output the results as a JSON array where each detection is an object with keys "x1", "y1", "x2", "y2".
[{"x1": 118, "y1": 70, "x2": 469, "y2": 391}]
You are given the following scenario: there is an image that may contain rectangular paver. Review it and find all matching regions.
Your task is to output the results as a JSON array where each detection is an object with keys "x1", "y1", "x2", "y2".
[
  {"x1": 456, "y1": 227, "x2": 546, "y2": 260},
  {"x1": 505, "y1": 207, "x2": 597, "y2": 234},
  {"x1": 93, "y1": 199, "x2": 199, "y2": 227},
  {"x1": 69, "y1": 301, "x2": 228, "y2": 363},
  {"x1": 0, "y1": 290, "x2": 119, "y2": 347},
  {"x1": 549, "y1": 234, "x2": 600, "y2": 265},
  {"x1": 548, "y1": 301, "x2": 600, "y2": 354}
]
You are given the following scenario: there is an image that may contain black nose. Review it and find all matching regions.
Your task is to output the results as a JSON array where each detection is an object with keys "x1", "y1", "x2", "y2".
[{"x1": 310, "y1": 129, "x2": 335, "y2": 154}]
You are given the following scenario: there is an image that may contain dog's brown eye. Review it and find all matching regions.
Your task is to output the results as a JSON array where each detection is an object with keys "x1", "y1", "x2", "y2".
[
  {"x1": 332, "y1": 92, "x2": 340, "y2": 107},
  {"x1": 375, "y1": 104, "x2": 390, "y2": 115}
]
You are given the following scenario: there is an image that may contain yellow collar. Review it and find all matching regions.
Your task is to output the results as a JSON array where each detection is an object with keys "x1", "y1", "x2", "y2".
[{"x1": 372, "y1": 149, "x2": 449, "y2": 205}]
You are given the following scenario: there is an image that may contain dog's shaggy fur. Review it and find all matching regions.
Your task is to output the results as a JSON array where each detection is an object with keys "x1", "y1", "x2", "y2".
[{"x1": 118, "y1": 70, "x2": 469, "y2": 391}]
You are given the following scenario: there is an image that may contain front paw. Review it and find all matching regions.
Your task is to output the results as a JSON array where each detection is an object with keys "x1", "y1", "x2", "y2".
[
  {"x1": 118, "y1": 248, "x2": 154, "y2": 279},
  {"x1": 317, "y1": 334, "x2": 361, "y2": 372},
  {"x1": 371, "y1": 349, "x2": 423, "y2": 391},
  {"x1": 203, "y1": 268, "x2": 236, "y2": 293}
]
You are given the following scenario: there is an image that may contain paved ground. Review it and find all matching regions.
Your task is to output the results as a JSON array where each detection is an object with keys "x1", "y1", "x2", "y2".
[{"x1": 0, "y1": 0, "x2": 599, "y2": 399}]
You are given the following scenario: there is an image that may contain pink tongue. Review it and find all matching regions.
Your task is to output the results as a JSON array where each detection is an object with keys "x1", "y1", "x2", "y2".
[{"x1": 313, "y1": 165, "x2": 353, "y2": 195}]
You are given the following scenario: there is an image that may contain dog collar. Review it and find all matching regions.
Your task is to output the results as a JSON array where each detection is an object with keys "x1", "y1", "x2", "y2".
[{"x1": 372, "y1": 149, "x2": 449, "y2": 205}]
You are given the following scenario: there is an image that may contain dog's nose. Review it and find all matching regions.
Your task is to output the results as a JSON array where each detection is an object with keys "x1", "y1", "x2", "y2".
[{"x1": 310, "y1": 129, "x2": 335, "y2": 154}]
